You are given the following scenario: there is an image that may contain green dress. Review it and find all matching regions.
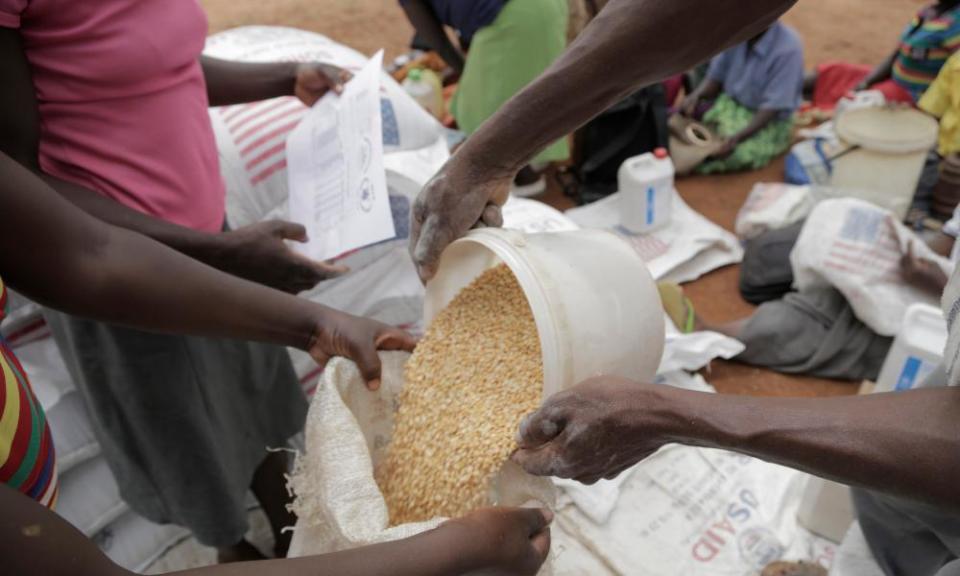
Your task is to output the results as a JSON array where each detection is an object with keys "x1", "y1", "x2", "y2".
[
  {"x1": 451, "y1": 0, "x2": 570, "y2": 164},
  {"x1": 697, "y1": 94, "x2": 794, "y2": 174}
]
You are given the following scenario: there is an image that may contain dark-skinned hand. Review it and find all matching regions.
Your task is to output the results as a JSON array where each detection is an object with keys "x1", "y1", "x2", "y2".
[
  {"x1": 409, "y1": 156, "x2": 511, "y2": 282},
  {"x1": 512, "y1": 376, "x2": 672, "y2": 485},
  {"x1": 308, "y1": 310, "x2": 417, "y2": 390},
  {"x1": 444, "y1": 507, "x2": 553, "y2": 576},
  {"x1": 216, "y1": 220, "x2": 349, "y2": 294},
  {"x1": 901, "y1": 239, "x2": 950, "y2": 296},
  {"x1": 294, "y1": 62, "x2": 352, "y2": 107}
]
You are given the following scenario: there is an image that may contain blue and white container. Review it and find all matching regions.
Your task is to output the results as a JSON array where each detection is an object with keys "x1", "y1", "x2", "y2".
[
  {"x1": 619, "y1": 148, "x2": 675, "y2": 234},
  {"x1": 874, "y1": 303, "x2": 948, "y2": 393}
]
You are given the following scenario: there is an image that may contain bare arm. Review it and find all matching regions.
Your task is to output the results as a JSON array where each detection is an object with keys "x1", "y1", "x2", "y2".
[
  {"x1": 514, "y1": 377, "x2": 960, "y2": 512},
  {"x1": 409, "y1": 0, "x2": 798, "y2": 279},
  {"x1": 401, "y1": 0, "x2": 466, "y2": 75},
  {"x1": 0, "y1": 152, "x2": 413, "y2": 386},
  {"x1": 2, "y1": 483, "x2": 550, "y2": 576},
  {"x1": 679, "y1": 78, "x2": 723, "y2": 116},
  {"x1": 728, "y1": 109, "x2": 778, "y2": 143},
  {"x1": 467, "y1": 0, "x2": 796, "y2": 170},
  {"x1": 202, "y1": 56, "x2": 300, "y2": 106},
  {"x1": 856, "y1": 49, "x2": 897, "y2": 91}
]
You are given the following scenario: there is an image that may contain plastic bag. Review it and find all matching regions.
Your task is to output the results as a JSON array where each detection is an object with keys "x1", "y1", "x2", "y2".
[{"x1": 735, "y1": 183, "x2": 820, "y2": 241}]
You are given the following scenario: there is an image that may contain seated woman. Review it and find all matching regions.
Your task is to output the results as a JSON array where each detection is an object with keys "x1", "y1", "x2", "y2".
[
  {"x1": 807, "y1": 0, "x2": 960, "y2": 108},
  {"x1": 679, "y1": 21, "x2": 804, "y2": 174},
  {"x1": 400, "y1": 0, "x2": 570, "y2": 195}
]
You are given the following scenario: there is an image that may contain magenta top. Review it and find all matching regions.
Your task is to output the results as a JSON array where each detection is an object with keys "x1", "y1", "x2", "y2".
[{"x1": 0, "y1": 0, "x2": 225, "y2": 232}]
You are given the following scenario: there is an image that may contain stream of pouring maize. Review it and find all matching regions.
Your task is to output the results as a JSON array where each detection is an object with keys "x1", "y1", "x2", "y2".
[{"x1": 379, "y1": 264, "x2": 543, "y2": 524}]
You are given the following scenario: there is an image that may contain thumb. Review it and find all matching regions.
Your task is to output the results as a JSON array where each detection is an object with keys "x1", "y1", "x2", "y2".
[
  {"x1": 271, "y1": 221, "x2": 309, "y2": 243},
  {"x1": 375, "y1": 328, "x2": 419, "y2": 353},
  {"x1": 518, "y1": 507, "x2": 553, "y2": 535}
]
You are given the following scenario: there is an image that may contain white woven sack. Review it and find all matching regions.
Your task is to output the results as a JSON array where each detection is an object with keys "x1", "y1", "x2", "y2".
[
  {"x1": 735, "y1": 183, "x2": 818, "y2": 241},
  {"x1": 288, "y1": 353, "x2": 555, "y2": 570},
  {"x1": 790, "y1": 198, "x2": 951, "y2": 336}
]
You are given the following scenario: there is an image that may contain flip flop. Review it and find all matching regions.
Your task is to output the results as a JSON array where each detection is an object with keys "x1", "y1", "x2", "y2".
[{"x1": 657, "y1": 282, "x2": 696, "y2": 334}]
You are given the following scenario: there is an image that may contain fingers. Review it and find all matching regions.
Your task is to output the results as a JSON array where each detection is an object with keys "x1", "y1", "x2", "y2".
[
  {"x1": 480, "y1": 202, "x2": 504, "y2": 228},
  {"x1": 412, "y1": 213, "x2": 456, "y2": 282},
  {"x1": 517, "y1": 507, "x2": 553, "y2": 535},
  {"x1": 409, "y1": 196, "x2": 428, "y2": 281},
  {"x1": 353, "y1": 344, "x2": 384, "y2": 391},
  {"x1": 375, "y1": 328, "x2": 419, "y2": 353},
  {"x1": 310, "y1": 260, "x2": 350, "y2": 279},
  {"x1": 530, "y1": 527, "x2": 552, "y2": 563},
  {"x1": 356, "y1": 339, "x2": 384, "y2": 390},
  {"x1": 516, "y1": 405, "x2": 564, "y2": 449},
  {"x1": 511, "y1": 443, "x2": 565, "y2": 478},
  {"x1": 271, "y1": 220, "x2": 309, "y2": 242}
]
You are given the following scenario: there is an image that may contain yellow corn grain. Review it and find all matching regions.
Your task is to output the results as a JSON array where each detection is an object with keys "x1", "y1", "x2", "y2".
[{"x1": 378, "y1": 264, "x2": 542, "y2": 525}]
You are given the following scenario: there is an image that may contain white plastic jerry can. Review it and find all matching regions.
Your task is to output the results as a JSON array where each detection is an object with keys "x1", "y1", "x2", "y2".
[
  {"x1": 619, "y1": 148, "x2": 675, "y2": 234},
  {"x1": 874, "y1": 303, "x2": 948, "y2": 393}
]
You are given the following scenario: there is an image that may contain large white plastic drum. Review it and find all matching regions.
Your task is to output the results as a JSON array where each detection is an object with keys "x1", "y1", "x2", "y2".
[
  {"x1": 831, "y1": 106, "x2": 939, "y2": 219},
  {"x1": 425, "y1": 228, "x2": 665, "y2": 398}
]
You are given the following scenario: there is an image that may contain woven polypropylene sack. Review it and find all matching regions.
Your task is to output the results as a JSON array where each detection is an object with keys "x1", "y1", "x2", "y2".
[
  {"x1": 288, "y1": 352, "x2": 555, "y2": 573},
  {"x1": 790, "y1": 198, "x2": 951, "y2": 336}
]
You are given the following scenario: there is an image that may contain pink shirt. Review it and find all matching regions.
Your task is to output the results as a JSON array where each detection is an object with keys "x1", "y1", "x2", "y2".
[{"x1": 0, "y1": 0, "x2": 225, "y2": 232}]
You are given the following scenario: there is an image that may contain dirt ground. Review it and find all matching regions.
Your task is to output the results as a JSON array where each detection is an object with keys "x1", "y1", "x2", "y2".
[{"x1": 200, "y1": 0, "x2": 926, "y2": 398}]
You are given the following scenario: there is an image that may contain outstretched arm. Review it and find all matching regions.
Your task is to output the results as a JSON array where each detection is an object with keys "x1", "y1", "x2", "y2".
[
  {"x1": 514, "y1": 377, "x2": 960, "y2": 512},
  {"x1": 2, "y1": 483, "x2": 551, "y2": 576},
  {"x1": 201, "y1": 56, "x2": 349, "y2": 107},
  {"x1": 0, "y1": 152, "x2": 413, "y2": 387},
  {"x1": 410, "y1": 0, "x2": 798, "y2": 279},
  {"x1": 855, "y1": 49, "x2": 897, "y2": 91}
]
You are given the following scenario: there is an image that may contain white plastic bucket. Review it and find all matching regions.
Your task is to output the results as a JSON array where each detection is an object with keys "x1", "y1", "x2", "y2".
[
  {"x1": 830, "y1": 106, "x2": 939, "y2": 219},
  {"x1": 874, "y1": 303, "x2": 948, "y2": 393},
  {"x1": 425, "y1": 228, "x2": 665, "y2": 398}
]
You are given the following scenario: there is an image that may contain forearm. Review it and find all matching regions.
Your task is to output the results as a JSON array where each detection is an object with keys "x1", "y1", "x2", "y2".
[
  {"x1": 38, "y1": 172, "x2": 223, "y2": 262},
  {"x1": 655, "y1": 386, "x2": 960, "y2": 511},
  {"x1": 730, "y1": 108, "x2": 778, "y2": 143},
  {"x1": 402, "y1": 0, "x2": 466, "y2": 74},
  {"x1": 693, "y1": 79, "x2": 723, "y2": 102},
  {"x1": 4, "y1": 483, "x2": 477, "y2": 576},
  {"x1": 460, "y1": 0, "x2": 796, "y2": 174},
  {"x1": 861, "y1": 52, "x2": 896, "y2": 87},
  {"x1": 181, "y1": 525, "x2": 477, "y2": 576},
  {"x1": 201, "y1": 56, "x2": 298, "y2": 107},
  {"x1": 60, "y1": 226, "x2": 321, "y2": 348},
  {"x1": 0, "y1": 154, "x2": 321, "y2": 351}
]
